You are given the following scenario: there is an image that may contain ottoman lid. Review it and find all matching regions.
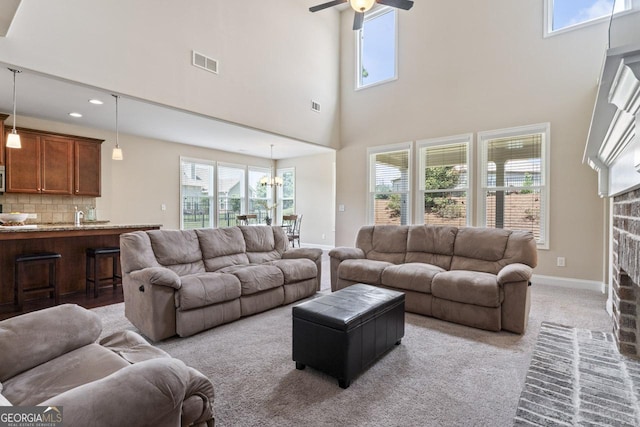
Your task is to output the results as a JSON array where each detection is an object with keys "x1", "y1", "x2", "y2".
[{"x1": 293, "y1": 284, "x2": 404, "y2": 331}]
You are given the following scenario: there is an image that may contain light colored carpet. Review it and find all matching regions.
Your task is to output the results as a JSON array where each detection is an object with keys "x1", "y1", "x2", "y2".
[{"x1": 93, "y1": 283, "x2": 612, "y2": 427}]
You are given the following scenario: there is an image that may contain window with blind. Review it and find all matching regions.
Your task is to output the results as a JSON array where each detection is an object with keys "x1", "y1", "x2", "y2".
[
  {"x1": 180, "y1": 158, "x2": 215, "y2": 230},
  {"x1": 277, "y1": 168, "x2": 295, "y2": 217},
  {"x1": 368, "y1": 143, "x2": 411, "y2": 225},
  {"x1": 218, "y1": 163, "x2": 245, "y2": 228},
  {"x1": 478, "y1": 123, "x2": 550, "y2": 247},
  {"x1": 418, "y1": 135, "x2": 471, "y2": 227}
]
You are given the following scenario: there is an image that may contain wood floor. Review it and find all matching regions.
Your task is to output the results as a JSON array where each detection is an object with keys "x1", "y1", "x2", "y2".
[{"x1": 0, "y1": 285, "x2": 123, "y2": 321}]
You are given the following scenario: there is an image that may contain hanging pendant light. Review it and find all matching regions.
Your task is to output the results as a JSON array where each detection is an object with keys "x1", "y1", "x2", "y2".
[
  {"x1": 260, "y1": 144, "x2": 283, "y2": 187},
  {"x1": 111, "y1": 94, "x2": 123, "y2": 160},
  {"x1": 6, "y1": 68, "x2": 22, "y2": 149}
]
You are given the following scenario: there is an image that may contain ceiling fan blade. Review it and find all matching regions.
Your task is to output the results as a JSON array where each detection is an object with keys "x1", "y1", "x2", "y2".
[
  {"x1": 353, "y1": 11, "x2": 364, "y2": 30},
  {"x1": 309, "y1": 0, "x2": 347, "y2": 13},
  {"x1": 376, "y1": 0, "x2": 414, "y2": 10}
]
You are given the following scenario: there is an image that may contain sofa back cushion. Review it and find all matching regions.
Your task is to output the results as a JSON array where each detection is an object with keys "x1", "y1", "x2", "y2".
[
  {"x1": 195, "y1": 227, "x2": 250, "y2": 271},
  {"x1": 120, "y1": 231, "x2": 162, "y2": 274},
  {"x1": 499, "y1": 230, "x2": 538, "y2": 269},
  {"x1": 405, "y1": 225, "x2": 457, "y2": 270},
  {"x1": 356, "y1": 225, "x2": 408, "y2": 264},
  {"x1": 240, "y1": 226, "x2": 287, "y2": 263},
  {"x1": 450, "y1": 227, "x2": 530, "y2": 274},
  {"x1": 147, "y1": 230, "x2": 205, "y2": 276}
]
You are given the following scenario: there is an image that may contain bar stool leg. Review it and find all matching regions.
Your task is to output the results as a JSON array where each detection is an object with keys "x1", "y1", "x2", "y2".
[
  {"x1": 14, "y1": 262, "x2": 23, "y2": 311},
  {"x1": 93, "y1": 254, "x2": 99, "y2": 298},
  {"x1": 51, "y1": 258, "x2": 59, "y2": 305},
  {"x1": 112, "y1": 254, "x2": 118, "y2": 290},
  {"x1": 86, "y1": 254, "x2": 91, "y2": 296}
]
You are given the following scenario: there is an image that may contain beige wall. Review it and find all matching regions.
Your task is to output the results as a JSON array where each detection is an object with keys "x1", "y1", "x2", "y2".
[
  {"x1": 0, "y1": 0, "x2": 340, "y2": 148},
  {"x1": 277, "y1": 152, "x2": 336, "y2": 247},
  {"x1": 13, "y1": 115, "x2": 335, "y2": 243},
  {"x1": 336, "y1": 0, "x2": 616, "y2": 283}
]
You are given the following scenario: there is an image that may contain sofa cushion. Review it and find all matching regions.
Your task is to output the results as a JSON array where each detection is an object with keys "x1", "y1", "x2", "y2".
[
  {"x1": 431, "y1": 270, "x2": 502, "y2": 308},
  {"x1": 240, "y1": 226, "x2": 287, "y2": 263},
  {"x1": 356, "y1": 225, "x2": 408, "y2": 264},
  {"x1": 2, "y1": 344, "x2": 129, "y2": 406},
  {"x1": 381, "y1": 263, "x2": 444, "y2": 294},
  {"x1": 195, "y1": 228, "x2": 250, "y2": 271},
  {"x1": 219, "y1": 264, "x2": 284, "y2": 295},
  {"x1": 338, "y1": 259, "x2": 393, "y2": 285},
  {"x1": 450, "y1": 228, "x2": 510, "y2": 274},
  {"x1": 405, "y1": 225, "x2": 457, "y2": 270},
  {"x1": 147, "y1": 229, "x2": 205, "y2": 275},
  {"x1": 176, "y1": 273, "x2": 242, "y2": 310},
  {"x1": 270, "y1": 259, "x2": 317, "y2": 284}
]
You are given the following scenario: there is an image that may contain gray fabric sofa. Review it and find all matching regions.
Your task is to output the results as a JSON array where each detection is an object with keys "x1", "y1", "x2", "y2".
[
  {"x1": 121, "y1": 226, "x2": 322, "y2": 341},
  {"x1": 329, "y1": 225, "x2": 537, "y2": 334},
  {"x1": 0, "y1": 304, "x2": 215, "y2": 427}
]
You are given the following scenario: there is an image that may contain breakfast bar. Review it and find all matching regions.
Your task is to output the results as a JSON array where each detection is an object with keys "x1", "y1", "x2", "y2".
[{"x1": 0, "y1": 223, "x2": 161, "y2": 306}]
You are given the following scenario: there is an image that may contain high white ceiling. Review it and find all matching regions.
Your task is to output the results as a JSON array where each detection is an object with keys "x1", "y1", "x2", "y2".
[{"x1": 0, "y1": 63, "x2": 334, "y2": 160}]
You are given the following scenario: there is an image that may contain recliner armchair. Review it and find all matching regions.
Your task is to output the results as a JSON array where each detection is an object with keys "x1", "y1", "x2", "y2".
[{"x1": 0, "y1": 304, "x2": 215, "y2": 427}]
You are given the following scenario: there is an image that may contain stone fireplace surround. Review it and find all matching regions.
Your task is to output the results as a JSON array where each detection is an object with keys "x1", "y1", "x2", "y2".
[{"x1": 612, "y1": 189, "x2": 640, "y2": 356}]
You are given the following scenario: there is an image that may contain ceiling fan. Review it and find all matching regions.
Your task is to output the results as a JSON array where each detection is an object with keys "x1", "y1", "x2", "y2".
[{"x1": 309, "y1": 0, "x2": 414, "y2": 31}]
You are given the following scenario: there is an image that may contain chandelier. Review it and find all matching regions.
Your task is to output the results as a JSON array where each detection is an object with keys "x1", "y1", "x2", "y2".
[{"x1": 260, "y1": 144, "x2": 283, "y2": 187}]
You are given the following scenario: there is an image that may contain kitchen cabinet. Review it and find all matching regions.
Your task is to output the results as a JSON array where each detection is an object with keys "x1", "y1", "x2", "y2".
[
  {"x1": 0, "y1": 114, "x2": 8, "y2": 167},
  {"x1": 74, "y1": 139, "x2": 101, "y2": 196},
  {"x1": 4, "y1": 127, "x2": 102, "y2": 195}
]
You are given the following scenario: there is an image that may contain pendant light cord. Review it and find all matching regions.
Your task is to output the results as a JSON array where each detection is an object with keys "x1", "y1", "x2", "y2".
[
  {"x1": 9, "y1": 68, "x2": 20, "y2": 131},
  {"x1": 113, "y1": 94, "x2": 120, "y2": 148}
]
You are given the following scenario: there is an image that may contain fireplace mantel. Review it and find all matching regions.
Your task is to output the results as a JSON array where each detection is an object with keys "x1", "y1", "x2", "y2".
[{"x1": 585, "y1": 43, "x2": 640, "y2": 197}]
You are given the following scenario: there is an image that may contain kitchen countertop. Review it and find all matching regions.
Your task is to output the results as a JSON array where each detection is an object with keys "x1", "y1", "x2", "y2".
[{"x1": 0, "y1": 223, "x2": 162, "y2": 240}]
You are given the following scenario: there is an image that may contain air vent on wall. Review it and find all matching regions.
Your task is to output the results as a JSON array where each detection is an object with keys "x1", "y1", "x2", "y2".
[
  {"x1": 311, "y1": 100, "x2": 321, "y2": 113},
  {"x1": 192, "y1": 50, "x2": 218, "y2": 74}
]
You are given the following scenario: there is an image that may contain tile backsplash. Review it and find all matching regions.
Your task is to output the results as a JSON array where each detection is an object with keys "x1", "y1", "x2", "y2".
[{"x1": 0, "y1": 193, "x2": 96, "y2": 224}]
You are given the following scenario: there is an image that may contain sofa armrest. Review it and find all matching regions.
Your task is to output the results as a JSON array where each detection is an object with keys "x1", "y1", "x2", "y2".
[
  {"x1": 328, "y1": 247, "x2": 365, "y2": 261},
  {"x1": 41, "y1": 358, "x2": 214, "y2": 427},
  {"x1": 328, "y1": 247, "x2": 365, "y2": 292},
  {"x1": 130, "y1": 267, "x2": 182, "y2": 289},
  {"x1": 0, "y1": 304, "x2": 101, "y2": 382},
  {"x1": 497, "y1": 263, "x2": 533, "y2": 286}
]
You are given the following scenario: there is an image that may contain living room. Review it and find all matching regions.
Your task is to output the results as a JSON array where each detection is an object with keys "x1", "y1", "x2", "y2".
[{"x1": 1, "y1": 0, "x2": 640, "y2": 426}]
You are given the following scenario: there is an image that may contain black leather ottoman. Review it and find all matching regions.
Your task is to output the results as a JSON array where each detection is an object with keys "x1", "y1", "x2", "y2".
[{"x1": 292, "y1": 283, "x2": 405, "y2": 388}]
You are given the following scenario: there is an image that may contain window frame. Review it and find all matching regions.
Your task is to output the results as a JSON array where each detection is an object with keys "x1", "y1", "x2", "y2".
[
  {"x1": 248, "y1": 166, "x2": 274, "y2": 223},
  {"x1": 217, "y1": 162, "x2": 247, "y2": 228},
  {"x1": 477, "y1": 123, "x2": 550, "y2": 249},
  {"x1": 416, "y1": 134, "x2": 473, "y2": 227},
  {"x1": 277, "y1": 167, "x2": 296, "y2": 220},
  {"x1": 543, "y1": 0, "x2": 634, "y2": 37},
  {"x1": 179, "y1": 157, "x2": 216, "y2": 230},
  {"x1": 355, "y1": 5, "x2": 399, "y2": 90},
  {"x1": 367, "y1": 141, "x2": 413, "y2": 225}
]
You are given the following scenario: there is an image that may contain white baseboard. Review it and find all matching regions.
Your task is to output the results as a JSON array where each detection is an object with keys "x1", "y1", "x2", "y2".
[
  {"x1": 531, "y1": 274, "x2": 605, "y2": 293},
  {"x1": 299, "y1": 243, "x2": 334, "y2": 251}
]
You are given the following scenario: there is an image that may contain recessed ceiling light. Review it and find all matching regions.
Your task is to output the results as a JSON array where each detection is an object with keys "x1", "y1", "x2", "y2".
[
  {"x1": 88, "y1": 99, "x2": 103, "y2": 105},
  {"x1": 69, "y1": 112, "x2": 83, "y2": 118}
]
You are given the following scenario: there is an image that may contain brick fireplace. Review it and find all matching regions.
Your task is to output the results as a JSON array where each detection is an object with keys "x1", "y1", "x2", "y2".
[{"x1": 612, "y1": 188, "x2": 640, "y2": 356}]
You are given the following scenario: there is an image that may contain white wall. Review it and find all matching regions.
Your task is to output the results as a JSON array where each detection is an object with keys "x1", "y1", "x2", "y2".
[
  {"x1": 0, "y1": 0, "x2": 340, "y2": 148},
  {"x1": 335, "y1": 0, "x2": 615, "y2": 283},
  {"x1": 277, "y1": 152, "x2": 336, "y2": 248}
]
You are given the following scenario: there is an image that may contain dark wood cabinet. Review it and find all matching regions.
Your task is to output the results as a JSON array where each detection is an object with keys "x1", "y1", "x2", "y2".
[
  {"x1": 74, "y1": 139, "x2": 101, "y2": 196},
  {"x1": 4, "y1": 127, "x2": 102, "y2": 195},
  {"x1": 0, "y1": 114, "x2": 8, "y2": 166}
]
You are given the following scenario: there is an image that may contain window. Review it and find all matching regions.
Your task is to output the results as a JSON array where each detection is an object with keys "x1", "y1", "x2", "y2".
[
  {"x1": 278, "y1": 168, "x2": 295, "y2": 217},
  {"x1": 217, "y1": 164, "x2": 245, "y2": 228},
  {"x1": 544, "y1": 0, "x2": 631, "y2": 36},
  {"x1": 357, "y1": 7, "x2": 397, "y2": 89},
  {"x1": 478, "y1": 123, "x2": 550, "y2": 248},
  {"x1": 418, "y1": 135, "x2": 471, "y2": 227},
  {"x1": 368, "y1": 143, "x2": 411, "y2": 225},
  {"x1": 180, "y1": 158, "x2": 215, "y2": 230},
  {"x1": 248, "y1": 167, "x2": 273, "y2": 223}
]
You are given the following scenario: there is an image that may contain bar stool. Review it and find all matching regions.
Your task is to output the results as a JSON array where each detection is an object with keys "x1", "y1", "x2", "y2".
[
  {"x1": 85, "y1": 247, "x2": 122, "y2": 298},
  {"x1": 14, "y1": 252, "x2": 61, "y2": 311}
]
